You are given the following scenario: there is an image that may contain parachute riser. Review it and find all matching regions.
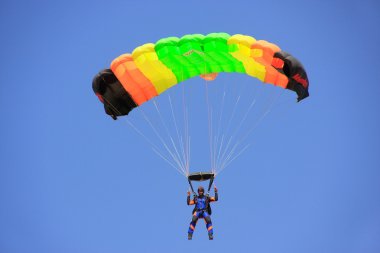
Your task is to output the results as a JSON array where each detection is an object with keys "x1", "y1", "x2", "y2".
[
  {"x1": 207, "y1": 176, "x2": 214, "y2": 196},
  {"x1": 188, "y1": 179, "x2": 196, "y2": 195},
  {"x1": 187, "y1": 172, "x2": 215, "y2": 196}
]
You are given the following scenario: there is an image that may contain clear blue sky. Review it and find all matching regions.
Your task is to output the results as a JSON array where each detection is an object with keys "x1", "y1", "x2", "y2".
[{"x1": 1, "y1": 0, "x2": 379, "y2": 252}]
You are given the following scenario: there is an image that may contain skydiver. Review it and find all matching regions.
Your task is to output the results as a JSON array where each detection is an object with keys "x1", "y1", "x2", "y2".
[{"x1": 187, "y1": 185, "x2": 218, "y2": 240}]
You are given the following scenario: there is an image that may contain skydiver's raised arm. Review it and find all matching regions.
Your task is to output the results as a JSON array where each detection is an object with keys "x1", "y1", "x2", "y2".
[
  {"x1": 209, "y1": 186, "x2": 218, "y2": 202},
  {"x1": 187, "y1": 191, "x2": 196, "y2": 205}
]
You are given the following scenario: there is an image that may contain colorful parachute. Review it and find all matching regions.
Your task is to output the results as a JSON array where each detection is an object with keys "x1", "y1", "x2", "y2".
[{"x1": 93, "y1": 33, "x2": 309, "y2": 119}]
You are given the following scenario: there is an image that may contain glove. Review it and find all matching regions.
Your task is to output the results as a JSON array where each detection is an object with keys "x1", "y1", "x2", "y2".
[{"x1": 214, "y1": 186, "x2": 218, "y2": 192}]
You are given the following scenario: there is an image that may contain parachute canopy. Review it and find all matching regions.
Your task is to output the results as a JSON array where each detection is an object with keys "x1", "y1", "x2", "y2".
[{"x1": 93, "y1": 33, "x2": 309, "y2": 119}]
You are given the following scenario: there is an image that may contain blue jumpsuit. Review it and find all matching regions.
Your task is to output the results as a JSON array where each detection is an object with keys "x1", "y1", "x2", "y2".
[{"x1": 187, "y1": 194, "x2": 217, "y2": 235}]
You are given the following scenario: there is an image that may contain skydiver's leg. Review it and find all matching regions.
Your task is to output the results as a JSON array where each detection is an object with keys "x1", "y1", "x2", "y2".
[
  {"x1": 203, "y1": 212, "x2": 213, "y2": 239},
  {"x1": 188, "y1": 211, "x2": 199, "y2": 237}
]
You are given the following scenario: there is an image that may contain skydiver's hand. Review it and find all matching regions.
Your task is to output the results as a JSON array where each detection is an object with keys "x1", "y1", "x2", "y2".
[
  {"x1": 187, "y1": 191, "x2": 191, "y2": 196},
  {"x1": 214, "y1": 186, "x2": 218, "y2": 192}
]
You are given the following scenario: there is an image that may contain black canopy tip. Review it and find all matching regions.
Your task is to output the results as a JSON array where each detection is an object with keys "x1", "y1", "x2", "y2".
[{"x1": 92, "y1": 68, "x2": 137, "y2": 118}]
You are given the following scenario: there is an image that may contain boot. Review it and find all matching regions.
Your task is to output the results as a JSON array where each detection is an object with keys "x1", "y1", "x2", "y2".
[
  {"x1": 188, "y1": 233, "x2": 193, "y2": 240},
  {"x1": 208, "y1": 233, "x2": 213, "y2": 240}
]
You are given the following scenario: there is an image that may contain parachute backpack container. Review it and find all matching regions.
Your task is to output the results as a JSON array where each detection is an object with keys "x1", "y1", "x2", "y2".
[{"x1": 92, "y1": 32, "x2": 309, "y2": 178}]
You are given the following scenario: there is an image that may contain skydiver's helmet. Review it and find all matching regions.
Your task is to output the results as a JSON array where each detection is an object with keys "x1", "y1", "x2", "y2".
[{"x1": 198, "y1": 186, "x2": 205, "y2": 196}]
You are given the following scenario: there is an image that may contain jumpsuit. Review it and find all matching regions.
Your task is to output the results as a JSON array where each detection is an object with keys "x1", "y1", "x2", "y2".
[{"x1": 187, "y1": 193, "x2": 218, "y2": 235}]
